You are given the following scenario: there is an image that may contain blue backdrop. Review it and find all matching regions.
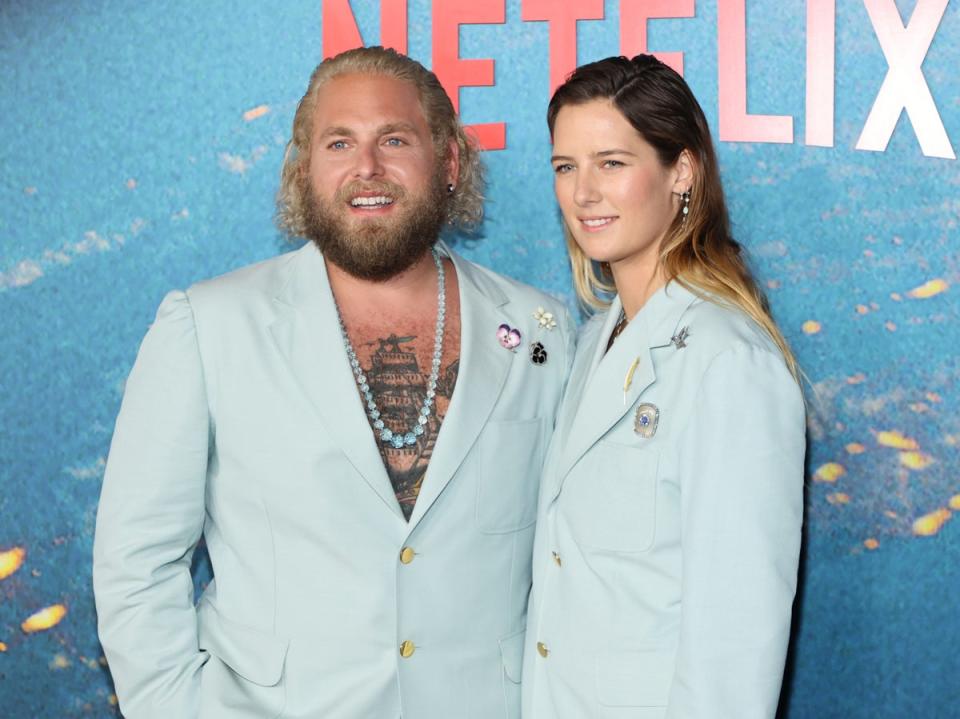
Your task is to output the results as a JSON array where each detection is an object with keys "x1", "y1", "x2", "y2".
[{"x1": 1, "y1": 1, "x2": 958, "y2": 716}]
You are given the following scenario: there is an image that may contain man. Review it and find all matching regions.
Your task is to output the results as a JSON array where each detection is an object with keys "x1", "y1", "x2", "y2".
[{"x1": 93, "y1": 46, "x2": 573, "y2": 718}]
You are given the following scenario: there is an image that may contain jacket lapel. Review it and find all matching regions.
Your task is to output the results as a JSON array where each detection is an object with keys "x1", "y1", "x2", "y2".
[
  {"x1": 551, "y1": 283, "x2": 700, "y2": 499},
  {"x1": 269, "y1": 244, "x2": 404, "y2": 520},
  {"x1": 406, "y1": 244, "x2": 513, "y2": 530}
]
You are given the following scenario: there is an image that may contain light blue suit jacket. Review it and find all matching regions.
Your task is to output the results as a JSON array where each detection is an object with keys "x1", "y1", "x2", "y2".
[
  {"x1": 523, "y1": 282, "x2": 805, "y2": 719},
  {"x1": 93, "y1": 242, "x2": 574, "y2": 719}
]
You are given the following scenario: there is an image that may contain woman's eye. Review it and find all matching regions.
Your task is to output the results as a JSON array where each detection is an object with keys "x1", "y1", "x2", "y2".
[
  {"x1": 553, "y1": 164, "x2": 573, "y2": 174},
  {"x1": 602, "y1": 159, "x2": 624, "y2": 168}
]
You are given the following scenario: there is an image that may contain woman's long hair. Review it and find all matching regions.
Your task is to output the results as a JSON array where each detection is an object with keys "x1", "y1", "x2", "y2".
[{"x1": 547, "y1": 54, "x2": 798, "y2": 379}]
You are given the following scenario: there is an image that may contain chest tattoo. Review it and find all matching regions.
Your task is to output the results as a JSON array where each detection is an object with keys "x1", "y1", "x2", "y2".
[{"x1": 356, "y1": 333, "x2": 460, "y2": 520}]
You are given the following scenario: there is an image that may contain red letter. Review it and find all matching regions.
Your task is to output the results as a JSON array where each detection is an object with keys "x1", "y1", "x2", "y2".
[
  {"x1": 322, "y1": 0, "x2": 408, "y2": 59},
  {"x1": 521, "y1": 0, "x2": 605, "y2": 95},
  {"x1": 717, "y1": 0, "x2": 793, "y2": 143},
  {"x1": 805, "y1": 0, "x2": 835, "y2": 147},
  {"x1": 619, "y1": 0, "x2": 695, "y2": 76},
  {"x1": 856, "y1": 0, "x2": 954, "y2": 159},
  {"x1": 432, "y1": 0, "x2": 507, "y2": 151}
]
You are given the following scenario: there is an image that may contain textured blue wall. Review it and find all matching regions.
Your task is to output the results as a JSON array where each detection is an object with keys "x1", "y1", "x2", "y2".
[{"x1": 1, "y1": 1, "x2": 958, "y2": 716}]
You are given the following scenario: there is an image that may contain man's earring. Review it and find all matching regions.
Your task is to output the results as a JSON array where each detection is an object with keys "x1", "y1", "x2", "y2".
[{"x1": 447, "y1": 183, "x2": 455, "y2": 194}]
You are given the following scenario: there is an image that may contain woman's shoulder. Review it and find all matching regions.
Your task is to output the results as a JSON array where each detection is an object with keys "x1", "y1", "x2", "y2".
[{"x1": 681, "y1": 291, "x2": 783, "y2": 362}]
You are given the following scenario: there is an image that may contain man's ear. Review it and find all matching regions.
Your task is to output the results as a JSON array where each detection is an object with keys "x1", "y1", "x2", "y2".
[
  {"x1": 672, "y1": 149, "x2": 695, "y2": 194},
  {"x1": 445, "y1": 138, "x2": 460, "y2": 188}
]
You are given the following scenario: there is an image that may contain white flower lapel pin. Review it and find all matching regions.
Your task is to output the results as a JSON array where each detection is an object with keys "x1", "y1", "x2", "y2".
[{"x1": 533, "y1": 306, "x2": 557, "y2": 330}]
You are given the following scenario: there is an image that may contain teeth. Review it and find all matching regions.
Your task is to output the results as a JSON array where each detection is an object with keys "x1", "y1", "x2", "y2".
[
  {"x1": 583, "y1": 218, "x2": 613, "y2": 227},
  {"x1": 351, "y1": 196, "x2": 394, "y2": 207}
]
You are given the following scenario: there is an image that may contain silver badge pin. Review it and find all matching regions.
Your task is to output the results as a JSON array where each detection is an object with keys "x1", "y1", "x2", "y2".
[
  {"x1": 671, "y1": 326, "x2": 690, "y2": 349},
  {"x1": 634, "y1": 403, "x2": 659, "y2": 438}
]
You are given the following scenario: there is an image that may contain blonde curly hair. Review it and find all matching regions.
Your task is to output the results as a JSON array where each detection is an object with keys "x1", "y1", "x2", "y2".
[{"x1": 276, "y1": 46, "x2": 485, "y2": 237}]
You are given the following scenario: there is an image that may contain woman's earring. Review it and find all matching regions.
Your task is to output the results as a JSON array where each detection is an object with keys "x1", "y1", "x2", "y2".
[{"x1": 681, "y1": 190, "x2": 691, "y2": 224}]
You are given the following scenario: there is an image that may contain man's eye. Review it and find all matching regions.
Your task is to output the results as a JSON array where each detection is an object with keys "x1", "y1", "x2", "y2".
[
  {"x1": 385, "y1": 137, "x2": 405, "y2": 147},
  {"x1": 329, "y1": 140, "x2": 348, "y2": 150}
]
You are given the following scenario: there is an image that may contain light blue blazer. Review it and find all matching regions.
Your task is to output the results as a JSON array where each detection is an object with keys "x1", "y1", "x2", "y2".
[
  {"x1": 522, "y1": 282, "x2": 805, "y2": 719},
  {"x1": 93, "y1": 242, "x2": 574, "y2": 719}
]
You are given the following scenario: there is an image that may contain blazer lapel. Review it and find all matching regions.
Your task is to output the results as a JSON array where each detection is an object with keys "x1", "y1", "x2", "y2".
[
  {"x1": 551, "y1": 283, "x2": 701, "y2": 499},
  {"x1": 406, "y1": 244, "x2": 513, "y2": 530},
  {"x1": 269, "y1": 244, "x2": 404, "y2": 520}
]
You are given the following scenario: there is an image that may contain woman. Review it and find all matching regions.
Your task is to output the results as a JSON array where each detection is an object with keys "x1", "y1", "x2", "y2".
[{"x1": 522, "y1": 55, "x2": 806, "y2": 719}]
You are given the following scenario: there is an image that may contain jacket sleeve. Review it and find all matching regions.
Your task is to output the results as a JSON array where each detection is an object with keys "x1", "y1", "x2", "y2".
[
  {"x1": 666, "y1": 343, "x2": 806, "y2": 719},
  {"x1": 93, "y1": 290, "x2": 210, "y2": 718}
]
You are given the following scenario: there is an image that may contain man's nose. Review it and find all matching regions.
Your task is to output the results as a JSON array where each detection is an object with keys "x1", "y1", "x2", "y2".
[{"x1": 353, "y1": 142, "x2": 385, "y2": 180}]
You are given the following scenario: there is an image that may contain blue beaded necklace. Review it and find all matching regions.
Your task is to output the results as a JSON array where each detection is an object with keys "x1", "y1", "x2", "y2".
[{"x1": 335, "y1": 248, "x2": 446, "y2": 449}]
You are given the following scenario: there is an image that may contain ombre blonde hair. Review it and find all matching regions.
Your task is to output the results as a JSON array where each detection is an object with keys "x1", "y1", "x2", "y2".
[
  {"x1": 547, "y1": 55, "x2": 799, "y2": 379},
  {"x1": 276, "y1": 46, "x2": 484, "y2": 237}
]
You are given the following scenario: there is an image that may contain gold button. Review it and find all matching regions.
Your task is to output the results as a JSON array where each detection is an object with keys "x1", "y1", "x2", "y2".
[
  {"x1": 400, "y1": 640, "x2": 416, "y2": 658},
  {"x1": 536, "y1": 641, "x2": 549, "y2": 658},
  {"x1": 552, "y1": 551, "x2": 562, "y2": 567},
  {"x1": 399, "y1": 547, "x2": 416, "y2": 564}
]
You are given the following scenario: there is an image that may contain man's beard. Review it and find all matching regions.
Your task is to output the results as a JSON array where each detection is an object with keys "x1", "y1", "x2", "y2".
[{"x1": 300, "y1": 172, "x2": 447, "y2": 282}]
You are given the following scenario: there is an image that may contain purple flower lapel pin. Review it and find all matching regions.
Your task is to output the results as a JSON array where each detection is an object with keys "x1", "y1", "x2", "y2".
[{"x1": 497, "y1": 323, "x2": 522, "y2": 351}]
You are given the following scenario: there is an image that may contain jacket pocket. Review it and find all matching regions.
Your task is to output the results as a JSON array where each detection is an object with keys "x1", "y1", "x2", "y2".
[
  {"x1": 476, "y1": 418, "x2": 545, "y2": 534},
  {"x1": 498, "y1": 628, "x2": 525, "y2": 684},
  {"x1": 565, "y1": 442, "x2": 659, "y2": 553},
  {"x1": 197, "y1": 600, "x2": 289, "y2": 686},
  {"x1": 197, "y1": 600, "x2": 289, "y2": 718},
  {"x1": 499, "y1": 629, "x2": 525, "y2": 719},
  {"x1": 596, "y1": 648, "x2": 675, "y2": 707}
]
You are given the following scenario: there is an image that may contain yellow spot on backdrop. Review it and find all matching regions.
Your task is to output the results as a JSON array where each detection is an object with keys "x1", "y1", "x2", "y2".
[
  {"x1": 912, "y1": 508, "x2": 951, "y2": 537},
  {"x1": 243, "y1": 104, "x2": 270, "y2": 121},
  {"x1": 907, "y1": 278, "x2": 948, "y2": 299},
  {"x1": 814, "y1": 463, "x2": 846, "y2": 482},
  {"x1": 109, "y1": 694, "x2": 118, "y2": 706},
  {"x1": 899, "y1": 451, "x2": 933, "y2": 470},
  {"x1": 926, "y1": 392, "x2": 941, "y2": 403},
  {"x1": 802, "y1": 320, "x2": 821, "y2": 335},
  {"x1": 948, "y1": 495, "x2": 960, "y2": 511},
  {"x1": 846, "y1": 373, "x2": 866, "y2": 385},
  {"x1": 884, "y1": 510, "x2": 899, "y2": 519},
  {"x1": 864, "y1": 538, "x2": 879, "y2": 550},
  {"x1": 21, "y1": 604, "x2": 67, "y2": 633},
  {"x1": 876, "y1": 431, "x2": 918, "y2": 450},
  {"x1": 909, "y1": 402, "x2": 929, "y2": 413},
  {"x1": 855, "y1": 304, "x2": 869, "y2": 315},
  {"x1": 827, "y1": 493, "x2": 850, "y2": 505},
  {"x1": 890, "y1": 292, "x2": 902, "y2": 301},
  {"x1": 0, "y1": 547, "x2": 26, "y2": 580},
  {"x1": 884, "y1": 321, "x2": 897, "y2": 331},
  {"x1": 845, "y1": 442, "x2": 866, "y2": 455},
  {"x1": 50, "y1": 654, "x2": 70, "y2": 669},
  {"x1": 0, "y1": 642, "x2": 7, "y2": 652}
]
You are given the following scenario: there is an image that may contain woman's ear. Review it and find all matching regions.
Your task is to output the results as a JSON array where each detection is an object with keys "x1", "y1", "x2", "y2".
[{"x1": 672, "y1": 149, "x2": 696, "y2": 194}]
